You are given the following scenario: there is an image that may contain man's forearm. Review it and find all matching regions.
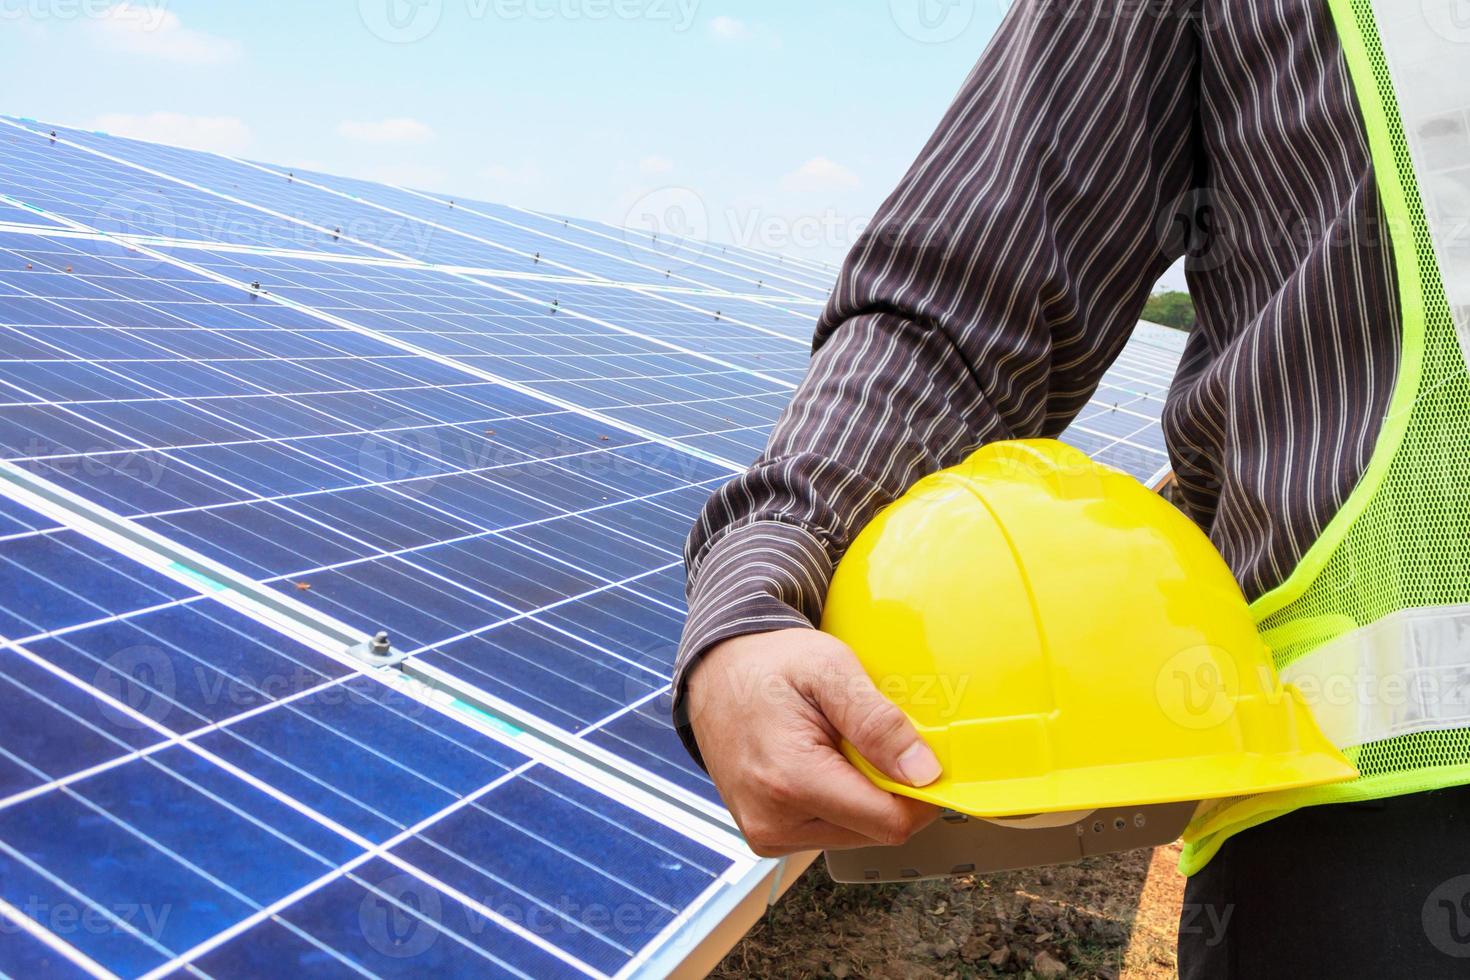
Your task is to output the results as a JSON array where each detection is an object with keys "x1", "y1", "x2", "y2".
[
  {"x1": 673, "y1": 0, "x2": 1201, "y2": 765},
  {"x1": 673, "y1": 521, "x2": 833, "y2": 767},
  {"x1": 672, "y1": 312, "x2": 1016, "y2": 762},
  {"x1": 681, "y1": 521, "x2": 832, "y2": 658}
]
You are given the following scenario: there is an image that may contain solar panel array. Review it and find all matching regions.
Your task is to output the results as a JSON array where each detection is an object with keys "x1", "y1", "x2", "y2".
[{"x1": 0, "y1": 114, "x2": 1186, "y2": 979}]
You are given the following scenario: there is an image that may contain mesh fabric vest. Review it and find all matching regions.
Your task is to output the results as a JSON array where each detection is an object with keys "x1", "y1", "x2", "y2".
[{"x1": 1182, "y1": 0, "x2": 1470, "y2": 873}]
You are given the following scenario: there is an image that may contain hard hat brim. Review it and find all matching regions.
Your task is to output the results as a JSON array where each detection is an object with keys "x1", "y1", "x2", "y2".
[{"x1": 844, "y1": 738, "x2": 1357, "y2": 818}]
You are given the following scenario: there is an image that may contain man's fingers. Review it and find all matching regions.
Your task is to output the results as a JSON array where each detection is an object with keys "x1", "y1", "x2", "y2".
[
  {"x1": 692, "y1": 631, "x2": 946, "y2": 859},
  {"x1": 810, "y1": 655, "x2": 942, "y2": 788},
  {"x1": 743, "y1": 819, "x2": 885, "y2": 858},
  {"x1": 787, "y1": 750, "x2": 941, "y2": 845}
]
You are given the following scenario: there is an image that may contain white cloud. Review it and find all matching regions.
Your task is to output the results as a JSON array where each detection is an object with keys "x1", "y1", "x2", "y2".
[
  {"x1": 780, "y1": 156, "x2": 862, "y2": 193},
  {"x1": 87, "y1": 3, "x2": 242, "y2": 66},
  {"x1": 709, "y1": 15, "x2": 752, "y2": 41},
  {"x1": 90, "y1": 112, "x2": 252, "y2": 155},
  {"x1": 335, "y1": 117, "x2": 435, "y2": 145},
  {"x1": 638, "y1": 155, "x2": 674, "y2": 176}
]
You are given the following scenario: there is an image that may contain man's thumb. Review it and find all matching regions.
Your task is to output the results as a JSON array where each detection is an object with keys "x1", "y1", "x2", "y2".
[{"x1": 814, "y1": 661, "x2": 942, "y2": 788}]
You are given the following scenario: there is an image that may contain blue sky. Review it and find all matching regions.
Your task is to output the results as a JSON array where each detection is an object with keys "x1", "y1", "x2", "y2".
[{"x1": 2, "y1": 0, "x2": 1186, "y2": 288}]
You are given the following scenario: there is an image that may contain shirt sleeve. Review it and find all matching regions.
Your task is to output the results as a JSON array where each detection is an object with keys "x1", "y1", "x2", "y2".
[{"x1": 672, "y1": 1, "x2": 1203, "y2": 766}]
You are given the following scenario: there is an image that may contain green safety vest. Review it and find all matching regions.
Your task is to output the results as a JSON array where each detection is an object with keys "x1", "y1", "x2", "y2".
[{"x1": 1181, "y1": 0, "x2": 1470, "y2": 873}]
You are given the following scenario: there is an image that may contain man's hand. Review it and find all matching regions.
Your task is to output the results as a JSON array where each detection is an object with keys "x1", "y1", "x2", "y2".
[{"x1": 686, "y1": 628, "x2": 942, "y2": 857}]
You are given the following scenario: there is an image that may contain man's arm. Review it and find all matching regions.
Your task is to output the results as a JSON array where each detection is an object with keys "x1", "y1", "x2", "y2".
[{"x1": 678, "y1": 2, "x2": 1202, "y2": 854}]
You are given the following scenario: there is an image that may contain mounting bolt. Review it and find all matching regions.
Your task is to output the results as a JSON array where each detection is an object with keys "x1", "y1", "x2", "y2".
[{"x1": 370, "y1": 631, "x2": 392, "y2": 659}]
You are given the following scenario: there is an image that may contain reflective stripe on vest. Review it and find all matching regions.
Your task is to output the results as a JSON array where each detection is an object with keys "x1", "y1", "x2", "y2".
[
  {"x1": 1381, "y1": 2, "x2": 1470, "y2": 359},
  {"x1": 1180, "y1": 0, "x2": 1470, "y2": 874},
  {"x1": 1278, "y1": 605, "x2": 1470, "y2": 750}
]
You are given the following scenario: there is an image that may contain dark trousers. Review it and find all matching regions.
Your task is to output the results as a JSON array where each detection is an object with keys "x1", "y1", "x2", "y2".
[{"x1": 1179, "y1": 787, "x2": 1470, "y2": 978}]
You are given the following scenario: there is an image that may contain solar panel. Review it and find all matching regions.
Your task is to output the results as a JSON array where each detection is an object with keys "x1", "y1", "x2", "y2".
[
  {"x1": 538, "y1": 210, "x2": 839, "y2": 301},
  {"x1": 0, "y1": 116, "x2": 1186, "y2": 977},
  {"x1": 4, "y1": 119, "x2": 822, "y2": 304}
]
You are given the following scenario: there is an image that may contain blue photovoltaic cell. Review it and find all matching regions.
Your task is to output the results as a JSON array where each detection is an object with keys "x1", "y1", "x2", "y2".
[
  {"x1": 0, "y1": 230, "x2": 734, "y2": 796},
  {"x1": 33, "y1": 122, "x2": 542, "y2": 275},
  {"x1": 0, "y1": 119, "x2": 1188, "y2": 978},
  {"x1": 0, "y1": 120, "x2": 376, "y2": 258},
  {"x1": 501, "y1": 276, "x2": 813, "y2": 373},
  {"x1": 418, "y1": 613, "x2": 665, "y2": 736},
  {"x1": 0, "y1": 197, "x2": 65, "y2": 229},
  {"x1": 526, "y1": 209, "x2": 836, "y2": 302},
  {"x1": 0, "y1": 491, "x2": 58, "y2": 536},
  {"x1": 0, "y1": 737, "x2": 537, "y2": 977},
  {"x1": 190, "y1": 858, "x2": 576, "y2": 978},
  {"x1": 0, "y1": 746, "x2": 348, "y2": 962},
  {"x1": 467, "y1": 203, "x2": 802, "y2": 297},
  {"x1": 389, "y1": 766, "x2": 732, "y2": 973},
  {"x1": 269, "y1": 164, "x2": 813, "y2": 300},
  {"x1": 585, "y1": 696, "x2": 720, "y2": 805},
  {"x1": 623, "y1": 290, "x2": 823, "y2": 344},
  {"x1": 0, "y1": 646, "x2": 161, "y2": 798},
  {"x1": 0, "y1": 907, "x2": 90, "y2": 979},
  {"x1": 158, "y1": 244, "x2": 800, "y2": 456},
  {"x1": 0, "y1": 500, "x2": 357, "y2": 801},
  {"x1": 0, "y1": 678, "x2": 734, "y2": 976},
  {"x1": 18, "y1": 601, "x2": 353, "y2": 733},
  {"x1": 191, "y1": 676, "x2": 522, "y2": 843},
  {"x1": 27, "y1": 118, "x2": 804, "y2": 302},
  {"x1": 0, "y1": 528, "x2": 192, "y2": 640},
  {"x1": 0, "y1": 501, "x2": 584, "y2": 976},
  {"x1": 0, "y1": 497, "x2": 735, "y2": 977},
  {"x1": 1061, "y1": 322, "x2": 1182, "y2": 482}
]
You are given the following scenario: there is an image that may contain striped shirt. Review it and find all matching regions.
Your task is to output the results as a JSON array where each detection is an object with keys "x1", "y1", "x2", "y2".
[{"x1": 674, "y1": 0, "x2": 1400, "y2": 763}]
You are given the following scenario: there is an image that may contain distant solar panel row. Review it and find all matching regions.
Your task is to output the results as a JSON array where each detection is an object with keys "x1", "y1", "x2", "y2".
[
  {"x1": 0, "y1": 230, "x2": 743, "y2": 801},
  {"x1": 0, "y1": 115, "x2": 1186, "y2": 978},
  {"x1": 0, "y1": 118, "x2": 829, "y2": 303}
]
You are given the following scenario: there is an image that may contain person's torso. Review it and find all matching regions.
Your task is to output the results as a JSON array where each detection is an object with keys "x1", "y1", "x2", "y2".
[{"x1": 1163, "y1": 0, "x2": 1401, "y2": 601}]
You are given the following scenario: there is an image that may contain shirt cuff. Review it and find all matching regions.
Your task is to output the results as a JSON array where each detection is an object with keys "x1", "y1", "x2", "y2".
[{"x1": 671, "y1": 520, "x2": 836, "y2": 770}]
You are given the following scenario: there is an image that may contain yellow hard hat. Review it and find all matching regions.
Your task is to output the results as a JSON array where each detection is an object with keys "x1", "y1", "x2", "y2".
[{"x1": 821, "y1": 439, "x2": 1356, "y2": 819}]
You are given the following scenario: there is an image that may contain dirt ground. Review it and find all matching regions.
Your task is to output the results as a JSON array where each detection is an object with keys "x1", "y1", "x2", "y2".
[{"x1": 715, "y1": 843, "x2": 1186, "y2": 979}]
